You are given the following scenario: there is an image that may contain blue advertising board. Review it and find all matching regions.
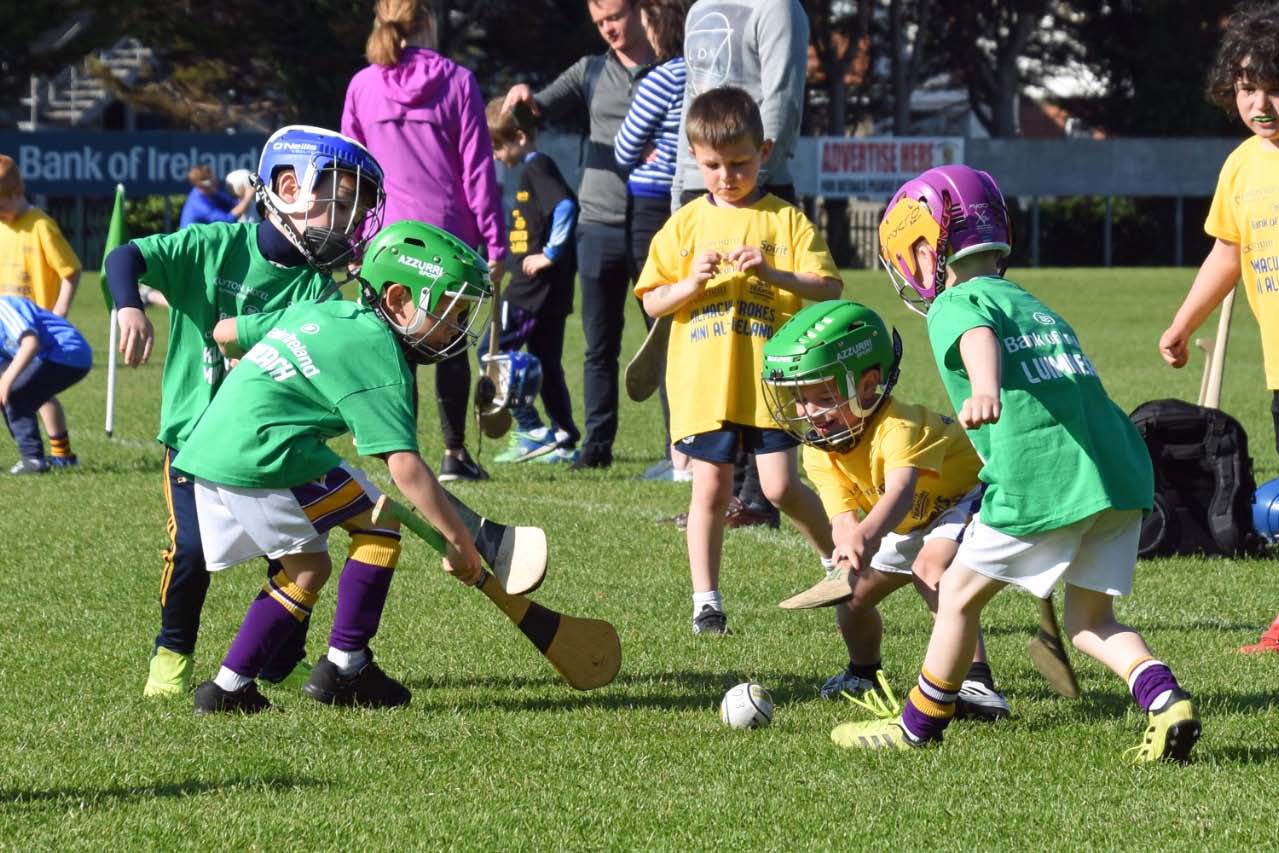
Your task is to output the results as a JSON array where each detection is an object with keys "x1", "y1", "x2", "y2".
[{"x1": 0, "y1": 131, "x2": 269, "y2": 195}]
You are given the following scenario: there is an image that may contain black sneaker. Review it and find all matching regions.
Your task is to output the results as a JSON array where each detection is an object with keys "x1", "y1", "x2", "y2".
[
  {"x1": 193, "y1": 680, "x2": 272, "y2": 715},
  {"x1": 692, "y1": 605, "x2": 731, "y2": 635},
  {"x1": 568, "y1": 446, "x2": 612, "y2": 471},
  {"x1": 302, "y1": 653, "x2": 412, "y2": 708},
  {"x1": 438, "y1": 449, "x2": 489, "y2": 483}
]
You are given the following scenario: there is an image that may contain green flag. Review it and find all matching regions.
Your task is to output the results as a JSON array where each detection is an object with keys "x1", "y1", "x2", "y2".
[{"x1": 99, "y1": 183, "x2": 126, "y2": 311}]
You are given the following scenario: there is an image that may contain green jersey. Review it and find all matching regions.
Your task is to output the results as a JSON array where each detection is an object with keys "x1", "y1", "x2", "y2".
[
  {"x1": 926, "y1": 275, "x2": 1152, "y2": 535},
  {"x1": 134, "y1": 222, "x2": 334, "y2": 451},
  {"x1": 173, "y1": 300, "x2": 417, "y2": 489}
]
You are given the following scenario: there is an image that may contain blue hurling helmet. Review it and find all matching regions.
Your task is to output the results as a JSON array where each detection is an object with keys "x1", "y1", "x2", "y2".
[{"x1": 254, "y1": 125, "x2": 385, "y2": 271}]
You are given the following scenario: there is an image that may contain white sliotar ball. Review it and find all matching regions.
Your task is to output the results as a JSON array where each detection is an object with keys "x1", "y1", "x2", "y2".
[{"x1": 720, "y1": 682, "x2": 774, "y2": 729}]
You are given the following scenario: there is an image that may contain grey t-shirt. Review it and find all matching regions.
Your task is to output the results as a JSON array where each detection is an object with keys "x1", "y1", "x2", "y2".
[
  {"x1": 672, "y1": 0, "x2": 809, "y2": 208},
  {"x1": 535, "y1": 52, "x2": 652, "y2": 227}
]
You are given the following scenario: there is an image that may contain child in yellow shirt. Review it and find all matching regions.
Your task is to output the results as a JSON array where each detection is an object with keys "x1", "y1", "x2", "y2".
[
  {"x1": 0, "y1": 154, "x2": 82, "y2": 467},
  {"x1": 1158, "y1": 4, "x2": 1279, "y2": 654},
  {"x1": 763, "y1": 299, "x2": 1008, "y2": 718},
  {"x1": 634, "y1": 87, "x2": 842, "y2": 634}
]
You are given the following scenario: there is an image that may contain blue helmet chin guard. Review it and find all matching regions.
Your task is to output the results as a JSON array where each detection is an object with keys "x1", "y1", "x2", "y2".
[
  {"x1": 1253, "y1": 477, "x2": 1279, "y2": 542},
  {"x1": 478, "y1": 351, "x2": 543, "y2": 413},
  {"x1": 254, "y1": 125, "x2": 385, "y2": 271}
]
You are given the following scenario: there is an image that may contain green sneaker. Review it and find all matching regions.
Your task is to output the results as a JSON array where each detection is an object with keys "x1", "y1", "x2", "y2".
[
  {"x1": 830, "y1": 718, "x2": 926, "y2": 750},
  {"x1": 493, "y1": 429, "x2": 558, "y2": 463},
  {"x1": 1127, "y1": 690, "x2": 1201, "y2": 764},
  {"x1": 144, "y1": 647, "x2": 194, "y2": 698},
  {"x1": 264, "y1": 659, "x2": 314, "y2": 691}
]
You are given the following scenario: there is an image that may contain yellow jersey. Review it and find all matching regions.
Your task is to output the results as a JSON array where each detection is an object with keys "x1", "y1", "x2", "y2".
[
  {"x1": 634, "y1": 194, "x2": 840, "y2": 441},
  {"x1": 1205, "y1": 136, "x2": 1279, "y2": 387},
  {"x1": 802, "y1": 398, "x2": 982, "y2": 534},
  {"x1": 0, "y1": 207, "x2": 81, "y2": 310}
]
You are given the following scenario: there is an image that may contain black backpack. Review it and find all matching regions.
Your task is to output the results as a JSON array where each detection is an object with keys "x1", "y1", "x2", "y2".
[{"x1": 1130, "y1": 399, "x2": 1266, "y2": 558}]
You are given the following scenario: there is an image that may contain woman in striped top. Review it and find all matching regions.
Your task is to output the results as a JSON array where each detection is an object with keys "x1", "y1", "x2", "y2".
[
  {"x1": 615, "y1": 0, "x2": 692, "y2": 481},
  {"x1": 615, "y1": 0, "x2": 690, "y2": 272}
]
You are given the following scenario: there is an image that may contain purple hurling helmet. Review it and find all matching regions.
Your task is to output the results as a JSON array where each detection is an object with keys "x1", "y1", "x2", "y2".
[{"x1": 878, "y1": 165, "x2": 1011, "y2": 316}]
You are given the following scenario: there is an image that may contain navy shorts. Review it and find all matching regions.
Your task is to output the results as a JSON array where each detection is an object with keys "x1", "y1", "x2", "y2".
[{"x1": 677, "y1": 423, "x2": 798, "y2": 464}]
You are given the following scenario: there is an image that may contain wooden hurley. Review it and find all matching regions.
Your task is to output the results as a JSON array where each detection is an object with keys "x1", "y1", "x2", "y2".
[
  {"x1": 372, "y1": 495, "x2": 619, "y2": 691},
  {"x1": 624, "y1": 315, "x2": 671, "y2": 403}
]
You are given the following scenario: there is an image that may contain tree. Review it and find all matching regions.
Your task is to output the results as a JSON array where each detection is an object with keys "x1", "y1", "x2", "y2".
[
  {"x1": 929, "y1": 0, "x2": 1054, "y2": 137},
  {"x1": 887, "y1": 0, "x2": 936, "y2": 134},
  {"x1": 1055, "y1": 0, "x2": 1238, "y2": 137}
]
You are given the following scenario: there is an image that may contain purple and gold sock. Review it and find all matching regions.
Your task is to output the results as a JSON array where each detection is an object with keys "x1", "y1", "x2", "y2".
[
  {"x1": 329, "y1": 530, "x2": 401, "y2": 652},
  {"x1": 1126, "y1": 657, "x2": 1181, "y2": 712},
  {"x1": 900, "y1": 667, "x2": 960, "y2": 743},
  {"x1": 222, "y1": 570, "x2": 318, "y2": 678}
]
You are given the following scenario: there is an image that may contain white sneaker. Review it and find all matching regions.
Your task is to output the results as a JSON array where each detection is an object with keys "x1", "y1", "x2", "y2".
[
  {"x1": 955, "y1": 679, "x2": 1011, "y2": 721},
  {"x1": 9, "y1": 457, "x2": 48, "y2": 475},
  {"x1": 640, "y1": 459, "x2": 675, "y2": 480},
  {"x1": 672, "y1": 466, "x2": 693, "y2": 483},
  {"x1": 819, "y1": 669, "x2": 876, "y2": 700}
]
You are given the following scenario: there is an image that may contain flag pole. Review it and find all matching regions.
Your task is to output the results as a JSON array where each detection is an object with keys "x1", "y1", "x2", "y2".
[{"x1": 100, "y1": 183, "x2": 126, "y2": 436}]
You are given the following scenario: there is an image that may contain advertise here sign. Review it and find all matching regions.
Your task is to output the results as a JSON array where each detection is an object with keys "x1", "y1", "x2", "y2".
[
  {"x1": 817, "y1": 137, "x2": 965, "y2": 198},
  {"x1": 0, "y1": 132, "x2": 268, "y2": 195}
]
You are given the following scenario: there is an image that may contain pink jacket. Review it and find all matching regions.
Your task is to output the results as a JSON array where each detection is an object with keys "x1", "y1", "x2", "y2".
[{"x1": 342, "y1": 48, "x2": 506, "y2": 262}]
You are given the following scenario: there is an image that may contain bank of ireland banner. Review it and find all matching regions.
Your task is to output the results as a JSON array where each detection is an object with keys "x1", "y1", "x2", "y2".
[
  {"x1": 817, "y1": 137, "x2": 965, "y2": 198},
  {"x1": 0, "y1": 131, "x2": 268, "y2": 195}
]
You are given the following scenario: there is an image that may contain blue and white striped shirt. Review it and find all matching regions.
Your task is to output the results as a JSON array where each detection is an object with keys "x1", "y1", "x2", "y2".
[{"x1": 614, "y1": 57, "x2": 687, "y2": 199}]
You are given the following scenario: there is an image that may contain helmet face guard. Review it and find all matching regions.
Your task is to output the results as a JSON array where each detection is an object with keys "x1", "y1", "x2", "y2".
[
  {"x1": 478, "y1": 351, "x2": 544, "y2": 414},
  {"x1": 879, "y1": 165, "x2": 1011, "y2": 316},
  {"x1": 358, "y1": 221, "x2": 492, "y2": 364},
  {"x1": 255, "y1": 125, "x2": 386, "y2": 271},
  {"x1": 761, "y1": 300, "x2": 902, "y2": 452}
]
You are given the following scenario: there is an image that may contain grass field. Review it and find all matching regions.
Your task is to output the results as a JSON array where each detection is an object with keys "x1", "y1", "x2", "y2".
[{"x1": 2, "y1": 268, "x2": 1278, "y2": 850}]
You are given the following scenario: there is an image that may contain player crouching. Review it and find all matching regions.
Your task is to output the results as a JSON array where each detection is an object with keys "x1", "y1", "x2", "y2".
[
  {"x1": 174, "y1": 221, "x2": 490, "y2": 714},
  {"x1": 763, "y1": 300, "x2": 1009, "y2": 720}
]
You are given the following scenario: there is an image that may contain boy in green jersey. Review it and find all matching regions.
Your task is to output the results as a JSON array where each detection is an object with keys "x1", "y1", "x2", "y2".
[
  {"x1": 829, "y1": 165, "x2": 1200, "y2": 763},
  {"x1": 174, "y1": 220, "x2": 489, "y2": 714},
  {"x1": 105, "y1": 125, "x2": 386, "y2": 698}
]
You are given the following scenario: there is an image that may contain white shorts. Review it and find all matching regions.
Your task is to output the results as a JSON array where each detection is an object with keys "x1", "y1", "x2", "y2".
[
  {"x1": 955, "y1": 507, "x2": 1142, "y2": 599},
  {"x1": 194, "y1": 464, "x2": 381, "y2": 571},
  {"x1": 870, "y1": 486, "x2": 983, "y2": 575}
]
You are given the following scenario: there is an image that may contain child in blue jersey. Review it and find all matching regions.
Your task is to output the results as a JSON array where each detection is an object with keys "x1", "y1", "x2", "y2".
[
  {"x1": 106, "y1": 125, "x2": 385, "y2": 699},
  {"x1": 484, "y1": 98, "x2": 582, "y2": 462},
  {"x1": 0, "y1": 296, "x2": 91, "y2": 474},
  {"x1": 831, "y1": 165, "x2": 1199, "y2": 764}
]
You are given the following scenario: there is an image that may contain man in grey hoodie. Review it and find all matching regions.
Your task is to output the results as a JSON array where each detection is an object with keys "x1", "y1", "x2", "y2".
[
  {"x1": 503, "y1": 0, "x2": 655, "y2": 470},
  {"x1": 673, "y1": 0, "x2": 809, "y2": 206}
]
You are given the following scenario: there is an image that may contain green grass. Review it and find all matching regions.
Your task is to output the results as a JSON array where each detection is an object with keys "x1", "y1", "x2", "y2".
[{"x1": 2, "y1": 269, "x2": 1277, "y2": 849}]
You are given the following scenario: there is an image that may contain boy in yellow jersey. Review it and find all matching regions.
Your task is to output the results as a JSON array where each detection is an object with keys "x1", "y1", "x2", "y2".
[
  {"x1": 1160, "y1": 3, "x2": 1279, "y2": 654},
  {"x1": 0, "y1": 155, "x2": 82, "y2": 468},
  {"x1": 634, "y1": 87, "x2": 842, "y2": 634},
  {"x1": 762, "y1": 300, "x2": 1008, "y2": 718}
]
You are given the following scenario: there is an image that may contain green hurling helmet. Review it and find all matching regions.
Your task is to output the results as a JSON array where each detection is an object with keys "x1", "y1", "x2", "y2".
[
  {"x1": 761, "y1": 300, "x2": 902, "y2": 451},
  {"x1": 358, "y1": 220, "x2": 492, "y2": 363}
]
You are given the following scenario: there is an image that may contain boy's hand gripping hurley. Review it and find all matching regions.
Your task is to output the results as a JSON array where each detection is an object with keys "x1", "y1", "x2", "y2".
[{"x1": 371, "y1": 495, "x2": 620, "y2": 690}]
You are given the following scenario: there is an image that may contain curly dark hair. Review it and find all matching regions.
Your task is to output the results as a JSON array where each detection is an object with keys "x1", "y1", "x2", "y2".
[
  {"x1": 638, "y1": 0, "x2": 690, "y2": 62},
  {"x1": 1207, "y1": 1, "x2": 1279, "y2": 111}
]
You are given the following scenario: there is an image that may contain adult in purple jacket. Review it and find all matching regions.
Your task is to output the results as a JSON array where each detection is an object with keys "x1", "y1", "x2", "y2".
[{"x1": 343, "y1": 0, "x2": 506, "y2": 483}]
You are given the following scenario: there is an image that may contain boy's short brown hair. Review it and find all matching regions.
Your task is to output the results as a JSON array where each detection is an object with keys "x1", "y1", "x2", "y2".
[
  {"x1": 1207, "y1": 1, "x2": 1279, "y2": 111},
  {"x1": 0, "y1": 154, "x2": 24, "y2": 198},
  {"x1": 486, "y1": 98, "x2": 537, "y2": 147},
  {"x1": 685, "y1": 87, "x2": 765, "y2": 150}
]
